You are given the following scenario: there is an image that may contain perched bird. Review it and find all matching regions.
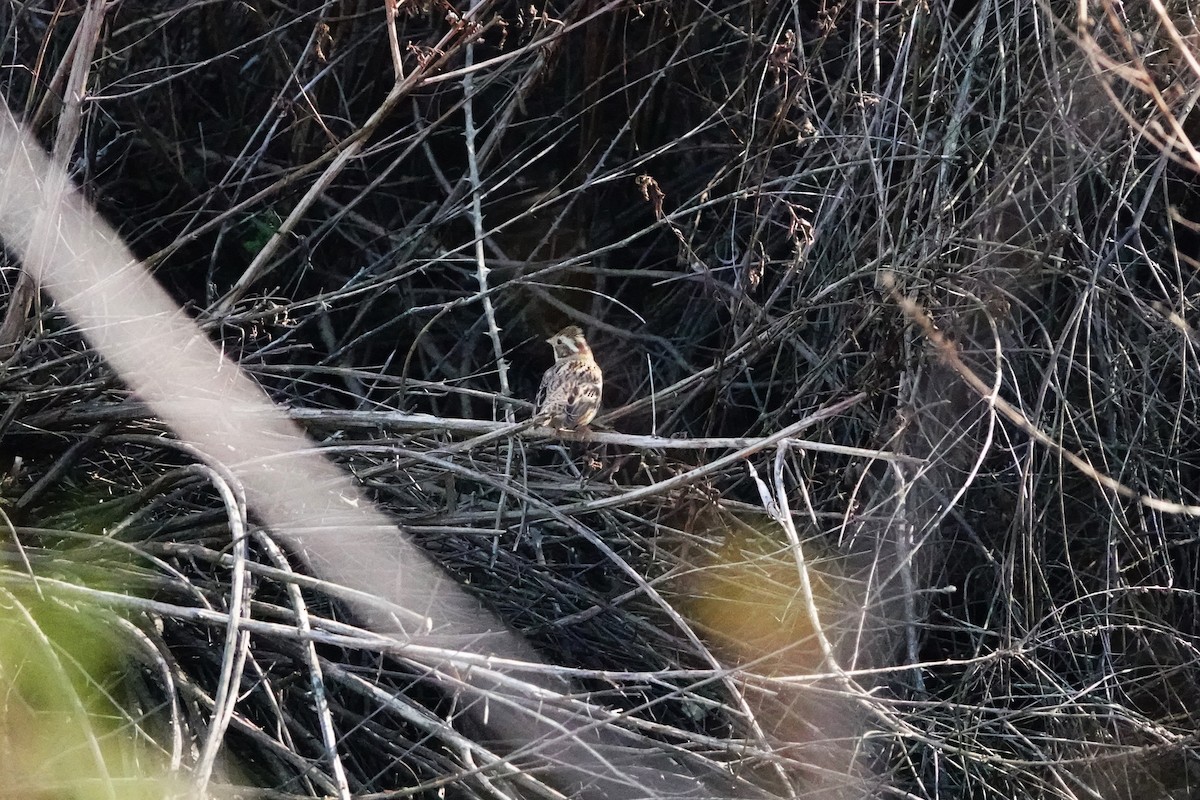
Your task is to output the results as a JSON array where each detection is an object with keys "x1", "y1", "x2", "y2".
[{"x1": 534, "y1": 325, "x2": 602, "y2": 431}]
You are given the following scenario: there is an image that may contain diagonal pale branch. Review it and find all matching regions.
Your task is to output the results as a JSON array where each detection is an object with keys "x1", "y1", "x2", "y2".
[{"x1": 0, "y1": 0, "x2": 109, "y2": 359}]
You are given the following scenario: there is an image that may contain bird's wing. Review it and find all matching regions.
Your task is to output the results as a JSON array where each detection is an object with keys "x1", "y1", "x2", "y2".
[
  {"x1": 562, "y1": 361, "x2": 602, "y2": 425},
  {"x1": 534, "y1": 362, "x2": 563, "y2": 416}
]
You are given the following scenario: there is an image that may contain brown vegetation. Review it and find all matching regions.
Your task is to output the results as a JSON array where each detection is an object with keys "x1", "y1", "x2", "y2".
[{"x1": 1, "y1": 0, "x2": 1200, "y2": 798}]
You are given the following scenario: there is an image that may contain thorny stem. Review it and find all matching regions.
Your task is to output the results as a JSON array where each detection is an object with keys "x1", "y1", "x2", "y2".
[{"x1": 463, "y1": 9, "x2": 512, "y2": 411}]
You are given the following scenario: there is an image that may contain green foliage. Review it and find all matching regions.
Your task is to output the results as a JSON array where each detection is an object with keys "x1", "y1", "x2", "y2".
[{"x1": 0, "y1": 588, "x2": 172, "y2": 799}]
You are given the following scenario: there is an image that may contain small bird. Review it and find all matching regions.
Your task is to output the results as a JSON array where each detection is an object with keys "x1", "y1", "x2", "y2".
[{"x1": 534, "y1": 325, "x2": 603, "y2": 431}]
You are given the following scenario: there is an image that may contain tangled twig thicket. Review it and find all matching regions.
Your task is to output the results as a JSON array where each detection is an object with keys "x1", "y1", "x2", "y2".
[{"x1": 2, "y1": 0, "x2": 1200, "y2": 798}]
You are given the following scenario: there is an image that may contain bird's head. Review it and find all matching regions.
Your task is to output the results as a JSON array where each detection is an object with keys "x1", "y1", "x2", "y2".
[{"x1": 547, "y1": 326, "x2": 591, "y2": 360}]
